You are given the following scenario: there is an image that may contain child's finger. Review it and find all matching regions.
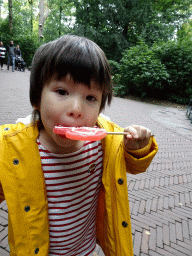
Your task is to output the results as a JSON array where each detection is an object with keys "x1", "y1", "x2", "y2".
[{"x1": 124, "y1": 126, "x2": 139, "y2": 139}]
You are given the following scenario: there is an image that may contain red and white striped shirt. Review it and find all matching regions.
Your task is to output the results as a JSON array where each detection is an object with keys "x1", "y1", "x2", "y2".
[{"x1": 37, "y1": 138, "x2": 103, "y2": 256}]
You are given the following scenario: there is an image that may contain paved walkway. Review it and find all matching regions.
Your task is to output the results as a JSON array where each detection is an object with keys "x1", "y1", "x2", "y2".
[{"x1": 0, "y1": 65, "x2": 192, "y2": 255}]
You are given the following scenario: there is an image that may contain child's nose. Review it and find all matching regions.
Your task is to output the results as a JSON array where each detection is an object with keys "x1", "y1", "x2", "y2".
[{"x1": 68, "y1": 98, "x2": 83, "y2": 119}]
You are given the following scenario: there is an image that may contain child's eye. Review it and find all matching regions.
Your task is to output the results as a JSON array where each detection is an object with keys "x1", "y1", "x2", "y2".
[
  {"x1": 86, "y1": 95, "x2": 97, "y2": 102},
  {"x1": 56, "y1": 89, "x2": 68, "y2": 96}
]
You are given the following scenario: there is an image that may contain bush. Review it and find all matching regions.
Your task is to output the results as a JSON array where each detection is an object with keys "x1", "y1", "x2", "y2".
[
  {"x1": 115, "y1": 40, "x2": 192, "y2": 105},
  {"x1": 118, "y1": 41, "x2": 170, "y2": 98},
  {"x1": 152, "y1": 40, "x2": 192, "y2": 104}
]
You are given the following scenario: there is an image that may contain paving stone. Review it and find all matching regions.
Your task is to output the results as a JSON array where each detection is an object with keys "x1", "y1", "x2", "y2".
[
  {"x1": 174, "y1": 194, "x2": 180, "y2": 207},
  {"x1": 129, "y1": 201, "x2": 134, "y2": 213},
  {"x1": 0, "y1": 211, "x2": 8, "y2": 221},
  {"x1": 157, "y1": 197, "x2": 163, "y2": 211},
  {"x1": 159, "y1": 177, "x2": 165, "y2": 187},
  {"x1": 134, "y1": 180, "x2": 141, "y2": 191},
  {"x1": 183, "y1": 174, "x2": 188, "y2": 183},
  {"x1": 172, "y1": 208, "x2": 191, "y2": 219},
  {"x1": 164, "y1": 176, "x2": 169, "y2": 186},
  {"x1": 169, "y1": 195, "x2": 175, "y2": 208},
  {"x1": 148, "y1": 250, "x2": 162, "y2": 256},
  {"x1": 156, "y1": 247, "x2": 176, "y2": 256},
  {"x1": 0, "y1": 216, "x2": 8, "y2": 226},
  {"x1": 180, "y1": 193, "x2": 185, "y2": 206},
  {"x1": 132, "y1": 201, "x2": 140, "y2": 215},
  {"x1": 187, "y1": 174, "x2": 191, "y2": 183},
  {"x1": 177, "y1": 240, "x2": 192, "y2": 252},
  {"x1": 184, "y1": 237, "x2": 192, "y2": 246},
  {"x1": 133, "y1": 231, "x2": 142, "y2": 256},
  {"x1": 0, "y1": 227, "x2": 8, "y2": 242},
  {"x1": 163, "y1": 196, "x2": 169, "y2": 210},
  {"x1": 141, "y1": 230, "x2": 149, "y2": 254},
  {"x1": 0, "y1": 235, "x2": 8, "y2": 248},
  {"x1": 164, "y1": 245, "x2": 187, "y2": 256},
  {"x1": 128, "y1": 181, "x2": 135, "y2": 191},
  {"x1": 184, "y1": 192, "x2": 191, "y2": 205},
  {"x1": 139, "y1": 179, "x2": 145, "y2": 190},
  {"x1": 149, "y1": 178, "x2": 155, "y2": 189},
  {"x1": 156, "y1": 226, "x2": 163, "y2": 248},
  {"x1": 163, "y1": 209, "x2": 182, "y2": 222},
  {"x1": 163, "y1": 224, "x2": 170, "y2": 246},
  {"x1": 170, "y1": 223, "x2": 176, "y2": 243},
  {"x1": 174, "y1": 175, "x2": 179, "y2": 185},
  {"x1": 131, "y1": 222, "x2": 142, "y2": 232},
  {"x1": 0, "y1": 247, "x2": 9, "y2": 256},
  {"x1": 175, "y1": 221, "x2": 183, "y2": 241},
  {"x1": 146, "y1": 199, "x2": 153, "y2": 213},
  {"x1": 188, "y1": 220, "x2": 192, "y2": 237},
  {"x1": 5, "y1": 245, "x2": 10, "y2": 252},
  {"x1": 179, "y1": 175, "x2": 183, "y2": 184},
  {"x1": 145, "y1": 179, "x2": 150, "y2": 189},
  {"x1": 132, "y1": 215, "x2": 155, "y2": 228},
  {"x1": 182, "y1": 220, "x2": 190, "y2": 240},
  {"x1": 138, "y1": 200, "x2": 146, "y2": 214},
  {"x1": 0, "y1": 201, "x2": 7, "y2": 209},
  {"x1": 154, "y1": 177, "x2": 160, "y2": 187},
  {"x1": 171, "y1": 242, "x2": 192, "y2": 255},
  {"x1": 149, "y1": 228, "x2": 156, "y2": 251},
  {"x1": 144, "y1": 212, "x2": 167, "y2": 226},
  {"x1": 151, "y1": 197, "x2": 158, "y2": 212}
]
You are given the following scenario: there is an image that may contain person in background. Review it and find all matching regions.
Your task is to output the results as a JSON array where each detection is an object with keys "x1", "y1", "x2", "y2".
[
  {"x1": 7, "y1": 40, "x2": 16, "y2": 72},
  {"x1": 15, "y1": 45, "x2": 22, "y2": 70},
  {"x1": 0, "y1": 42, "x2": 6, "y2": 70},
  {"x1": 15, "y1": 45, "x2": 22, "y2": 57}
]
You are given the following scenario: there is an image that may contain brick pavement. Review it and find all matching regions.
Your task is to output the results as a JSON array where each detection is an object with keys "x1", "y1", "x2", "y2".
[{"x1": 0, "y1": 64, "x2": 192, "y2": 255}]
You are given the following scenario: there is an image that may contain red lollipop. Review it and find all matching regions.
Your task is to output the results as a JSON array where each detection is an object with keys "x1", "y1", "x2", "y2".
[{"x1": 53, "y1": 126, "x2": 107, "y2": 141}]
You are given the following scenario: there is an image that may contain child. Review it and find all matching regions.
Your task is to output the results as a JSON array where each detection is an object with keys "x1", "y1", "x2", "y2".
[{"x1": 0, "y1": 35, "x2": 158, "y2": 256}]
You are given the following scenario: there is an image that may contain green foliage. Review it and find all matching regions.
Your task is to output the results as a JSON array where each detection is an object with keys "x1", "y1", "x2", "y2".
[
  {"x1": 177, "y1": 19, "x2": 192, "y2": 41},
  {"x1": 152, "y1": 40, "x2": 192, "y2": 103},
  {"x1": 115, "y1": 40, "x2": 192, "y2": 104}
]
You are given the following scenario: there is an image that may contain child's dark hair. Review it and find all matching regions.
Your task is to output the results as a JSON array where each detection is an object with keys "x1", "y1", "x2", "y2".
[{"x1": 30, "y1": 35, "x2": 113, "y2": 129}]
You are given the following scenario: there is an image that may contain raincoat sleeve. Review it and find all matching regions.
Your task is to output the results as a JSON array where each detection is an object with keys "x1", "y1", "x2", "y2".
[
  {"x1": 0, "y1": 127, "x2": 6, "y2": 203},
  {"x1": 124, "y1": 135, "x2": 158, "y2": 174}
]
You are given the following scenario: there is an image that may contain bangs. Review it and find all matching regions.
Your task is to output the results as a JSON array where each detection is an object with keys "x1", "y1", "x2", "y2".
[{"x1": 45, "y1": 36, "x2": 110, "y2": 89}]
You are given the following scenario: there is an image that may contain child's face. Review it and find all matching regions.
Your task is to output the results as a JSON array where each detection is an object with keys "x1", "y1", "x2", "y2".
[{"x1": 37, "y1": 74, "x2": 103, "y2": 154}]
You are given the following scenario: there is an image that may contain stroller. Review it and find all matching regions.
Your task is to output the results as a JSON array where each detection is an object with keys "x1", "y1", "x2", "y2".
[{"x1": 15, "y1": 56, "x2": 26, "y2": 72}]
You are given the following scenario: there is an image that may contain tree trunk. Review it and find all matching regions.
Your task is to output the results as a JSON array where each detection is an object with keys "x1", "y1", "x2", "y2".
[
  {"x1": 8, "y1": 0, "x2": 13, "y2": 36},
  {"x1": 38, "y1": 0, "x2": 44, "y2": 38},
  {"x1": 28, "y1": 0, "x2": 33, "y2": 34},
  {"x1": 38, "y1": 0, "x2": 50, "y2": 39}
]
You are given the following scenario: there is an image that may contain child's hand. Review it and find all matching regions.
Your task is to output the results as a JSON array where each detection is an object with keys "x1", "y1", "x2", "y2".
[{"x1": 124, "y1": 125, "x2": 151, "y2": 150}]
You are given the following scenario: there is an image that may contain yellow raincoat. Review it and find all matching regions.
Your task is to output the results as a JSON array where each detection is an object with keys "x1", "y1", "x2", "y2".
[{"x1": 0, "y1": 116, "x2": 158, "y2": 256}]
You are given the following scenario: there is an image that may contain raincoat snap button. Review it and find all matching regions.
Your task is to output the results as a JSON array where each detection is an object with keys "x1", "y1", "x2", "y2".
[
  {"x1": 24, "y1": 206, "x2": 30, "y2": 212},
  {"x1": 35, "y1": 248, "x2": 39, "y2": 254},
  {"x1": 13, "y1": 159, "x2": 19, "y2": 165},
  {"x1": 88, "y1": 164, "x2": 96, "y2": 173},
  {"x1": 4, "y1": 127, "x2": 10, "y2": 131},
  {"x1": 122, "y1": 221, "x2": 128, "y2": 227},
  {"x1": 118, "y1": 178, "x2": 124, "y2": 185}
]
